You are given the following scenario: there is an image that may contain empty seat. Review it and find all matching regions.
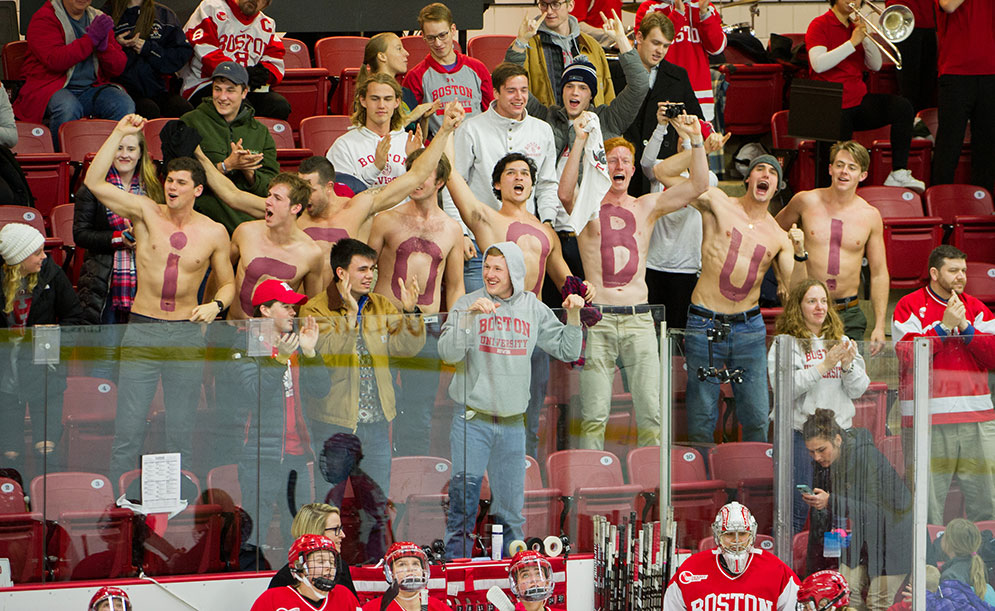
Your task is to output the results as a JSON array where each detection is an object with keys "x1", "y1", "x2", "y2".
[
  {"x1": 256, "y1": 117, "x2": 314, "y2": 173},
  {"x1": 388, "y1": 456, "x2": 451, "y2": 545},
  {"x1": 851, "y1": 124, "x2": 932, "y2": 188},
  {"x1": 708, "y1": 442, "x2": 774, "y2": 535},
  {"x1": 717, "y1": 64, "x2": 784, "y2": 136},
  {"x1": 859, "y1": 186, "x2": 942, "y2": 289},
  {"x1": 965, "y1": 262, "x2": 995, "y2": 309},
  {"x1": 924, "y1": 184, "x2": 993, "y2": 225},
  {"x1": 329, "y1": 67, "x2": 360, "y2": 116},
  {"x1": 523, "y1": 455, "x2": 561, "y2": 539},
  {"x1": 792, "y1": 530, "x2": 808, "y2": 577},
  {"x1": 300, "y1": 115, "x2": 353, "y2": 158},
  {"x1": 314, "y1": 36, "x2": 369, "y2": 84},
  {"x1": 207, "y1": 464, "x2": 243, "y2": 508},
  {"x1": 12, "y1": 122, "x2": 72, "y2": 217},
  {"x1": 0, "y1": 477, "x2": 45, "y2": 583},
  {"x1": 466, "y1": 35, "x2": 516, "y2": 74},
  {"x1": 282, "y1": 37, "x2": 313, "y2": 69},
  {"x1": 545, "y1": 449, "x2": 642, "y2": 551},
  {"x1": 400, "y1": 35, "x2": 431, "y2": 65},
  {"x1": 273, "y1": 39, "x2": 331, "y2": 134},
  {"x1": 62, "y1": 376, "x2": 118, "y2": 472},
  {"x1": 58, "y1": 119, "x2": 117, "y2": 191}
]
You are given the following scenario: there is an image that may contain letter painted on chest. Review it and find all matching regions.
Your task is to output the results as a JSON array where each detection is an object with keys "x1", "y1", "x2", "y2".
[
  {"x1": 506, "y1": 222, "x2": 550, "y2": 294},
  {"x1": 392, "y1": 237, "x2": 443, "y2": 305},
  {"x1": 239, "y1": 257, "x2": 298, "y2": 314},
  {"x1": 303, "y1": 226, "x2": 349, "y2": 244},
  {"x1": 599, "y1": 204, "x2": 639, "y2": 287},
  {"x1": 160, "y1": 231, "x2": 187, "y2": 312},
  {"x1": 718, "y1": 228, "x2": 767, "y2": 302},
  {"x1": 826, "y1": 218, "x2": 843, "y2": 292}
]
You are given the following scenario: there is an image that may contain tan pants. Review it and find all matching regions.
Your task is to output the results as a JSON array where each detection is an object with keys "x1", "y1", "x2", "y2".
[{"x1": 840, "y1": 564, "x2": 906, "y2": 611}]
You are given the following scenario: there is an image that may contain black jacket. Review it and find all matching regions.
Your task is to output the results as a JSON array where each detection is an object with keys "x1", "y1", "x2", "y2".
[
  {"x1": 808, "y1": 427, "x2": 914, "y2": 577},
  {"x1": 620, "y1": 59, "x2": 704, "y2": 196},
  {"x1": 72, "y1": 185, "x2": 120, "y2": 324},
  {"x1": 107, "y1": 3, "x2": 193, "y2": 99},
  {"x1": 0, "y1": 256, "x2": 84, "y2": 330}
]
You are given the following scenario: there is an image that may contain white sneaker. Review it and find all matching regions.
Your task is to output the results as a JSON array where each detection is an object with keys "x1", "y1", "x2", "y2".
[{"x1": 883, "y1": 168, "x2": 926, "y2": 193}]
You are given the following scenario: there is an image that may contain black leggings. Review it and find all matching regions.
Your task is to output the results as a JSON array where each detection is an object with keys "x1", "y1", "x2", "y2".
[{"x1": 840, "y1": 92, "x2": 915, "y2": 170}]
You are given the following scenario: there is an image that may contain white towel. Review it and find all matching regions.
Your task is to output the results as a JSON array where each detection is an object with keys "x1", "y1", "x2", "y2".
[{"x1": 567, "y1": 111, "x2": 612, "y2": 233}]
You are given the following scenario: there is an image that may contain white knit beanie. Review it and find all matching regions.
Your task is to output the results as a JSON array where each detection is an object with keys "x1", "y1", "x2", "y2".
[{"x1": 0, "y1": 223, "x2": 44, "y2": 266}]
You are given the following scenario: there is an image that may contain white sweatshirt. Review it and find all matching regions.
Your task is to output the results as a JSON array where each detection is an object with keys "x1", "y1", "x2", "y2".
[{"x1": 326, "y1": 125, "x2": 409, "y2": 188}]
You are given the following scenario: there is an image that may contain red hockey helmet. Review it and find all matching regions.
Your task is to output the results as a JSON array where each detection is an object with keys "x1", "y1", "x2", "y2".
[
  {"x1": 508, "y1": 550, "x2": 554, "y2": 602},
  {"x1": 289, "y1": 534, "x2": 337, "y2": 572},
  {"x1": 384, "y1": 541, "x2": 430, "y2": 590},
  {"x1": 89, "y1": 586, "x2": 131, "y2": 611},
  {"x1": 798, "y1": 570, "x2": 850, "y2": 611}
]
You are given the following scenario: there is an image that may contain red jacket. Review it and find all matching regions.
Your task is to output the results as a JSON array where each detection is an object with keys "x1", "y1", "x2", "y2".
[{"x1": 14, "y1": 0, "x2": 127, "y2": 123}]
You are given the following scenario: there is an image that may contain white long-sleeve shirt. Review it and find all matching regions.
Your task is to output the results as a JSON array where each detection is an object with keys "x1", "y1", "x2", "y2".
[
  {"x1": 326, "y1": 125, "x2": 409, "y2": 188},
  {"x1": 442, "y1": 104, "x2": 560, "y2": 238}
]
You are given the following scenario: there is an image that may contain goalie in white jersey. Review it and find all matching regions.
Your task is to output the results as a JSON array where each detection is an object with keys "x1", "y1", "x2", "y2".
[{"x1": 664, "y1": 502, "x2": 800, "y2": 611}]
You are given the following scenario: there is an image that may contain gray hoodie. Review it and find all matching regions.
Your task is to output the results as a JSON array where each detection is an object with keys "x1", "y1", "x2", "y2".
[{"x1": 438, "y1": 242, "x2": 582, "y2": 416}]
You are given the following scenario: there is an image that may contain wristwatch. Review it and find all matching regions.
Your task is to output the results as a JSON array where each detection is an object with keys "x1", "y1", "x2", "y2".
[
  {"x1": 794, "y1": 251, "x2": 809, "y2": 262},
  {"x1": 214, "y1": 299, "x2": 225, "y2": 311}
]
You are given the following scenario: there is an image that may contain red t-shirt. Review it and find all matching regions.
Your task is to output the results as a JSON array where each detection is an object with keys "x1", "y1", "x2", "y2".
[
  {"x1": 251, "y1": 585, "x2": 359, "y2": 611},
  {"x1": 935, "y1": 0, "x2": 995, "y2": 76},
  {"x1": 570, "y1": 0, "x2": 623, "y2": 27},
  {"x1": 806, "y1": 9, "x2": 868, "y2": 109}
]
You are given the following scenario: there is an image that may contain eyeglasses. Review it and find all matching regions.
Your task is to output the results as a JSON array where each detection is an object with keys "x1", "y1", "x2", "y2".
[
  {"x1": 538, "y1": 0, "x2": 565, "y2": 11},
  {"x1": 325, "y1": 525, "x2": 344, "y2": 536},
  {"x1": 422, "y1": 30, "x2": 451, "y2": 44}
]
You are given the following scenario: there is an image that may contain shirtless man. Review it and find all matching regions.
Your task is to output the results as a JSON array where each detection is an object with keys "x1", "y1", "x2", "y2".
[
  {"x1": 447, "y1": 147, "x2": 594, "y2": 457},
  {"x1": 368, "y1": 147, "x2": 465, "y2": 456},
  {"x1": 775, "y1": 140, "x2": 888, "y2": 351},
  {"x1": 84, "y1": 114, "x2": 235, "y2": 481},
  {"x1": 559, "y1": 113, "x2": 708, "y2": 450},
  {"x1": 223, "y1": 174, "x2": 324, "y2": 320},
  {"x1": 682, "y1": 154, "x2": 804, "y2": 443}
]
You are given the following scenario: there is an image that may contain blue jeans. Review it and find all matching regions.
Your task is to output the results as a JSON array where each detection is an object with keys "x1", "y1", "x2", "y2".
[
  {"x1": 445, "y1": 407, "x2": 526, "y2": 560},
  {"x1": 526, "y1": 349, "x2": 549, "y2": 458},
  {"x1": 684, "y1": 308, "x2": 769, "y2": 442},
  {"x1": 46, "y1": 84, "x2": 135, "y2": 148},
  {"x1": 793, "y1": 429, "x2": 813, "y2": 533},
  {"x1": 392, "y1": 318, "x2": 444, "y2": 457},
  {"x1": 463, "y1": 238, "x2": 483, "y2": 294}
]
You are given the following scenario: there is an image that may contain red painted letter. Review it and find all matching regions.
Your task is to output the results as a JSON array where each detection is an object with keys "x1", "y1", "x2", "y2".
[
  {"x1": 304, "y1": 226, "x2": 349, "y2": 244},
  {"x1": 718, "y1": 228, "x2": 767, "y2": 302},
  {"x1": 826, "y1": 218, "x2": 843, "y2": 292},
  {"x1": 599, "y1": 204, "x2": 639, "y2": 287},
  {"x1": 160, "y1": 231, "x2": 187, "y2": 312},
  {"x1": 392, "y1": 237, "x2": 443, "y2": 306},
  {"x1": 505, "y1": 222, "x2": 550, "y2": 295}
]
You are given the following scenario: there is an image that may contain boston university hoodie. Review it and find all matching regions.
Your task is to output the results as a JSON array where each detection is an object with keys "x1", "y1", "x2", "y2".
[{"x1": 438, "y1": 242, "x2": 582, "y2": 416}]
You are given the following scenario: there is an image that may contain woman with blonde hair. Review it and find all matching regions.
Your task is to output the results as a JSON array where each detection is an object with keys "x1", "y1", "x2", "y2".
[
  {"x1": 0, "y1": 223, "x2": 83, "y2": 471},
  {"x1": 769, "y1": 277, "x2": 870, "y2": 532},
  {"x1": 940, "y1": 518, "x2": 995, "y2": 605},
  {"x1": 357, "y1": 33, "x2": 436, "y2": 128},
  {"x1": 268, "y1": 503, "x2": 356, "y2": 595}
]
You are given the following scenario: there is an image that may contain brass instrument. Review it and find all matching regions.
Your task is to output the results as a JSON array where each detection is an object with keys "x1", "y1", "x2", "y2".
[{"x1": 847, "y1": 1, "x2": 915, "y2": 69}]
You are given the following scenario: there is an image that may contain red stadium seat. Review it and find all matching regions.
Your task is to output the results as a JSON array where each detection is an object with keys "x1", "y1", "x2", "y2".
[
  {"x1": 207, "y1": 464, "x2": 243, "y2": 508},
  {"x1": 400, "y1": 35, "x2": 431, "y2": 66},
  {"x1": 0, "y1": 511, "x2": 45, "y2": 583},
  {"x1": 300, "y1": 115, "x2": 352, "y2": 158},
  {"x1": 876, "y1": 435, "x2": 904, "y2": 479},
  {"x1": 924, "y1": 184, "x2": 993, "y2": 225},
  {"x1": 708, "y1": 442, "x2": 774, "y2": 535},
  {"x1": 142, "y1": 117, "x2": 172, "y2": 161},
  {"x1": 12, "y1": 122, "x2": 72, "y2": 217},
  {"x1": 62, "y1": 377, "x2": 117, "y2": 472},
  {"x1": 852, "y1": 381, "x2": 888, "y2": 442},
  {"x1": 388, "y1": 456, "x2": 451, "y2": 545},
  {"x1": 926, "y1": 524, "x2": 945, "y2": 542},
  {"x1": 545, "y1": 449, "x2": 642, "y2": 551},
  {"x1": 717, "y1": 64, "x2": 784, "y2": 136},
  {"x1": 965, "y1": 262, "x2": 995, "y2": 309},
  {"x1": 50, "y1": 203, "x2": 80, "y2": 283},
  {"x1": 282, "y1": 37, "x2": 313, "y2": 69},
  {"x1": 858, "y1": 186, "x2": 942, "y2": 288},
  {"x1": 58, "y1": 119, "x2": 117, "y2": 191},
  {"x1": 257, "y1": 117, "x2": 314, "y2": 173},
  {"x1": 953, "y1": 220, "x2": 995, "y2": 263},
  {"x1": 30, "y1": 472, "x2": 137, "y2": 579},
  {"x1": 314, "y1": 36, "x2": 368, "y2": 84},
  {"x1": 851, "y1": 125, "x2": 931, "y2": 188},
  {"x1": 792, "y1": 531, "x2": 808, "y2": 577},
  {"x1": 771, "y1": 110, "x2": 816, "y2": 192},
  {"x1": 13, "y1": 122, "x2": 55, "y2": 155},
  {"x1": 865, "y1": 62, "x2": 899, "y2": 96},
  {"x1": 1, "y1": 40, "x2": 27, "y2": 81},
  {"x1": 0, "y1": 206, "x2": 63, "y2": 253},
  {"x1": 329, "y1": 67, "x2": 360, "y2": 116},
  {"x1": 467, "y1": 35, "x2": 516, "y2": 74},
  {"x1": 523, "y1": 455, "x2": 561, "y2": 539},
  {"x1": 918, "y1": 107, "x2": 972, "y2": 184},
  {"x1": 273, "y1": 40, "x2": 331, "y2": 135}
]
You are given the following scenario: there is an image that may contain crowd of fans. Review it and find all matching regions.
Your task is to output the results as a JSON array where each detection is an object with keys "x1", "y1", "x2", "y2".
[{"x1": 0, "y1": 0, "x2": 994, "y2": 608}]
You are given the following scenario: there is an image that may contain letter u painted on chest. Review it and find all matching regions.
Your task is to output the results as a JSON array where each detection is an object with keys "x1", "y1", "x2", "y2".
[
  {"x1": 303, "y1": 226, "x2": 349, "y2": 244},
  {"x1": 392, "y1": 237, "x2": 443, "y2": 305},
  {"x1": 506, "y1": 222, "x2": 550, "y2": 295},
  {"x1": 718, "y1": 228, "x2": 767, "y2": 302},
  {"x1": 599, "y1": 204, "x2": 639, "y2": 287}
]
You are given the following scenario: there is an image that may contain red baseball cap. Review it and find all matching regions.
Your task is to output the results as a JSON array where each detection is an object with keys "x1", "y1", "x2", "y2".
[{"x1": 252, "y1": 279, "x2": 308, "y2": 307}]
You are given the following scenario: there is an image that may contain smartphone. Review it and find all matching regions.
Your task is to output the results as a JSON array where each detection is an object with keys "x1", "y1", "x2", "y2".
[
  {"x1": 122, "y1": 230, "x2": 135, "y2": 242},
  {"x1": 796, "y1": 484, "x2": 813, "y2": 495}
]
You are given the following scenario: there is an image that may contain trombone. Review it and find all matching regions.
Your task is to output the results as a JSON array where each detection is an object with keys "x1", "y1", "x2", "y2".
[{"x1": 846, "y1": 0, "x2": 915, "y2": 69}]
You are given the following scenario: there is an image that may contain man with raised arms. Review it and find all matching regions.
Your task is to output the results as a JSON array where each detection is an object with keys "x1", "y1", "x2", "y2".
[
  {"x1": 84, "y1": 114, "x2": 235, "y2": 481},
  {"x1": 683, "y1": 154, "x2": 803, "y2": 443},
  {"x1": 447, "y1": 146, "x2": 594, "y2": 457},
  {"x1": 368, "y1": 148, "x2": 465, "y2": 456},
  {"x1": 559, "y1": 113, "x2": 707, "y2": 450},
  {"x1": 775, "y1": 140, "x2": 888, "y2": 350}
]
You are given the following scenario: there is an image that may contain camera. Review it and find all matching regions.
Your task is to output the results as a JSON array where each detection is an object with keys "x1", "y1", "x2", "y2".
[{"x1": 664, "y1": 102, "x2": 686, "y2": 118}]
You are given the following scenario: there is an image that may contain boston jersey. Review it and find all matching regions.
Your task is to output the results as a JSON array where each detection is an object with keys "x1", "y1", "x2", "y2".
[
  {"x1": 326, "y1": 126, "x2": 409, "y2": 188},
  {"x1": 663, "y1": 549, "x2": 799, "y2": 611}
]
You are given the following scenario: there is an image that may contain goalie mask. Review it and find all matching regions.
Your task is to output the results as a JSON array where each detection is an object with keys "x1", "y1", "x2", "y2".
[
  {"x1": 798, "y1": 570, "x2": 850, "y2": 611},
  {"x1": 509, "y1": 550, "x2": 555, "y2": 602},
  {"x1": 712, "y1": 502, "x2": 757, "y2": 575},
  {"x1": 89, "y1": 586, "x2": 131, "y2": 611},
  {"x1": 289, "y1": 534, "x2": 338, "y2": 594},
  {"x1": 384, "y1": 541, "x2": 430, "y2": 591}
]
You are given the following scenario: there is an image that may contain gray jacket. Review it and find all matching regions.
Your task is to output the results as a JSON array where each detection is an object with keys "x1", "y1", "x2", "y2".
[{"x1": 504, "y1": 47, "x2": 648, "y2": 155}]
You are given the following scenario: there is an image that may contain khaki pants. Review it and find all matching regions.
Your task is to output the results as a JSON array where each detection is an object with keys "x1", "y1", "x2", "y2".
[{"x1": 840, "y1": 564, "x2": 906, "y2": 611}]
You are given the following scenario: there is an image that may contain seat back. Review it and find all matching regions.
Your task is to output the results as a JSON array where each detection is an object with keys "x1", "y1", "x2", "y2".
[
  {"x1": 58, "y1": 119, "x2": 117, "y2": 164},
  {"x1": 1, "y1": 40, "x2": 27, "y2": 81},
  {"x1": 792, "y1": 531, "x2": 808, "y2": 576},
  {"x1": 953, "y1": 220, "x2": 995, "y2": 264},
  {"x1": 719, "y1": 64, "x2": 784, "y2": 136},
  {"x1": 282, "y1": 37, "x2": 313, "y2": 69},
  {"x1": 30, "y1": 472, "x2": 116, "y2": 516},
  {"x1": 466, "y1": 35, "x2": 516, "y2": 74},
  {"x1": 256, "y1": 117, "x2": 297, "y2": 149},
  {"x1": 50, "y1": 203, "x2": 75, "y2": 248},
  {"x1": 626, "y1": 445, "x2": 662, "y2": 488},
  {"x1": 12, "y1": 122, "x2": 54, "y2": 155},
  {"x1": 314, "y1": 36, "x2": 369, "y2": 77},
  {"x1": 546, "y1": 449, "x2": 626, "y2": 493},
  {"x1": 524, "y1": 455, "x2": 545, "y2": 490},
  {"x1": 400, "y1": 35, "x2": 431, "y2": 65},
  {"x1": 62, "y1": 376, "x2": 117, "y2": 470},
  {"x1": 707, "y1": 442, "x2": 773, "y2": 485},
  {"x1": 858, "y1": 186, "x2": 924, "y2": 218},
  {"x1": 0, "y1": 477, "x2": 26, "y2": 513},
  {"x1": 924, "y1": 184, "x2": 993, "y2": 224},
  {"x1": 300, "y1": 115, "x2": 353, "y2": 157},
  {"x1": 142, "y1": 117, "x2": 172, "y2": 161},
  {"x1": 329, "y1": 67, "x2": 359, "y2": 115},
  {"x1": 883, "y1": 219, "x2": 944, "y2": 288},
  {"x1": 0, "y1": 513, "x2": 45, "y2": 583},
  {"x1": 389, "y1": 456, "x2": 452, "y2": 501},
  {"x1": 966, "y1": 262, "x2": 995, "y2": 308},
  {"x1": 0, "y1": 206, "x2": 46, "y2": 235},
  {"x1": 207, "y1": 464, "x2": 243, "y2": 508},
  {"x1": 770, "y1": 110, "x2": 799, "y2": 149}
]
